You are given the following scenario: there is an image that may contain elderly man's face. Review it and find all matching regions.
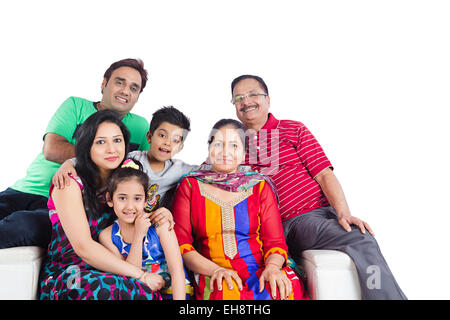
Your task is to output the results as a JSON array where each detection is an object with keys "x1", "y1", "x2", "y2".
[{"x1": 232, "y1": 78, "x2": 270, "y2": 131}]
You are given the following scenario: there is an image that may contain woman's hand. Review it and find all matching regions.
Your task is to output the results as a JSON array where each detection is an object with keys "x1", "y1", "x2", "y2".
[
  {"x1": 210, "y1": 267, "x2": 243, "y2": 292},
  {"x1": 148, "y1": 207, "x2": 175, "y2": 231},
  {"x1": 259, "y1": 264, "x2": 292, "y2": 300},
  {"x1": 141, "y1": 272, "x2": 166, "y2": 292},
  {"x1": 52, "y1": 159, "x2": 78, "y2": 189}
]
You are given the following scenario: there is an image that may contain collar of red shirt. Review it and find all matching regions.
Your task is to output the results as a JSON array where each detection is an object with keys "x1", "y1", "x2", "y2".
[{"x1": 261, "y1": 113, "x2": 280, "y2": 131}]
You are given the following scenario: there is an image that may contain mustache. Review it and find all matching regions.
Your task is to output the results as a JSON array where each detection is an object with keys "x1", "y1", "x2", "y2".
[{"x1": 239, "y1": 105, "x2": 257, "y2": 112}]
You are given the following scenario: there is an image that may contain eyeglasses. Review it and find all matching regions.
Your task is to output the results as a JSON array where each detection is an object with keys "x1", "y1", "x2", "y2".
[{"x1": 231, "y1": 92, "x2": 268, "y2": 104}]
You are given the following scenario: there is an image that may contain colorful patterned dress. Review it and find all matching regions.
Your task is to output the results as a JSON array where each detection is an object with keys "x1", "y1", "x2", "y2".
[
  {"x1": 172, "y1": 177, "x2": 309, "y2": 300},
  {"x1": 39, "y1": 176, "x2": 161, "y2": 300},
  {"x1": 111, "y1": 220, "x2": 194, "y2": 299}
]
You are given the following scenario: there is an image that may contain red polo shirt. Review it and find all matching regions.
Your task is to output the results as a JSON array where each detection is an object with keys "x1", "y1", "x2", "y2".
[{"x1": 244, "y1": 113, "x2": 332, "y2": 221}]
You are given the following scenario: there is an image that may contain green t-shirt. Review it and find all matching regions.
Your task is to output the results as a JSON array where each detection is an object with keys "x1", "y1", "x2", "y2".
[{"x1": 11, "y1": 96, "x2": 150, "y2": 197}]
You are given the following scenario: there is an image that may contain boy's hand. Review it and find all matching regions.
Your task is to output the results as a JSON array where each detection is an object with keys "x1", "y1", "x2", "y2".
[
  {"x1": 149, "y1": 207, "x2": 174, "y2": 230},
  {"x1": 148, "y1": 207, "x2": 175, "y2": 231},
  {"x1": 52, "y1": 159, "x2": 78, "y2": 189},
  {"x1": 134, "y1": 212, "x2": 151, "y2": 239}
]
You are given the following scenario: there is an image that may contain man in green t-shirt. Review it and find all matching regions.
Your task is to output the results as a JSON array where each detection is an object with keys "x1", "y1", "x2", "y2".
[{"x1": 0, "y1": 58, "x2": 151, "y2": 249}]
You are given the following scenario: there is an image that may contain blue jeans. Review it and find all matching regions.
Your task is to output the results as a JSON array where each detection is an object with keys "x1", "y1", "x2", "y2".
[{"x1": 0, "y1": 188, "x2": 51, "y2": 249}]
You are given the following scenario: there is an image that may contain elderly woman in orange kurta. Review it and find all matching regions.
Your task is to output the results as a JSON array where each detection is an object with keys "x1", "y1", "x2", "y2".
[{"x1": 172, "y1": 119, "x2": 309, "y2": 300}]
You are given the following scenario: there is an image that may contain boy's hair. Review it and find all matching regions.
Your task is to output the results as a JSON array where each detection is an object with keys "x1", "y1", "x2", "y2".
[
  {"x1": 105, "y1": 159, "x2": 149, "y2": 202},
  {"x1": 149, "y1": 106, "x2": 191, "y2": 141},
  {"x1": 103, "y1": 58, "x2": 148, "y2": 93}
]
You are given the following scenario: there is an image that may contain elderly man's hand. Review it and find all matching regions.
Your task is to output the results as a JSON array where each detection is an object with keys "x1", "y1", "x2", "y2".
[{"x1": 338, "y1": 214, "x2": 375, "y2": 236}]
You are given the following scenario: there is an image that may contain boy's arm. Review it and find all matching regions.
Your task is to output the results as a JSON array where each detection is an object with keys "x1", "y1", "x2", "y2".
[{"x1": 52, "y1": 158, "x2": 78, "y2": 189}]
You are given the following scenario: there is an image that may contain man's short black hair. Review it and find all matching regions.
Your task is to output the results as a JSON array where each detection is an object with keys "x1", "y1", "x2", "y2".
[
  {"x1": 149, "y1": 106, "x2": 191, "y2": 140},
  {"x1": 104, "y1": 58, "x2": 148, "y2": 93},
  {"x1": 231, "y1": 75, "x2": 269, "y2": 95}
]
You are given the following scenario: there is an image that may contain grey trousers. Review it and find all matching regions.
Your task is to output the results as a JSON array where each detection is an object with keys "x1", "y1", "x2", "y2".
[{"x1": 282, "y1": 206, "x2": 407, "y2": 300}]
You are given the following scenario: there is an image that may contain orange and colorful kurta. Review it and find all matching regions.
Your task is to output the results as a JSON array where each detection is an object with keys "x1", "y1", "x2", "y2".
[{"x1": 172, "y1": 177, "x2": 309, "y2": 300}]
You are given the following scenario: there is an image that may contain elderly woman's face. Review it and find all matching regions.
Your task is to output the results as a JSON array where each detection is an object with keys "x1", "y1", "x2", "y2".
[{"x1": 209, "y1": 125, "x2": 245, "y2": 174}]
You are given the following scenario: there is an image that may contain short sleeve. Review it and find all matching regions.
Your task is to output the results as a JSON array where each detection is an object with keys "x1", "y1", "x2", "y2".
[
  {"x1": 122, "y1": 114, "x2": 150, "y2": 151},
  {"x1": 44, "y1": 97, "x2": 84, "y2": 143},
  {"x1": 295, "y1": 123, "x2": 333, "y2": 178}
]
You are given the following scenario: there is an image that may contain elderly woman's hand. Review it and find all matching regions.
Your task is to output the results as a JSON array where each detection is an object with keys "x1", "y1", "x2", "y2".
[
  {"x1": 210, "y1": 267, "x2": 243, "y2": 292},
  {"x1": 259, "y1": 264, "x2": 292, "y2": 300}
]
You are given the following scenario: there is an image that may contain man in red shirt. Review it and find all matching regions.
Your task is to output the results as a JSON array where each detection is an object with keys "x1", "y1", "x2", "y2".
[{"x1": 231, "y1": 74, "x2": 406, "y2": 300}]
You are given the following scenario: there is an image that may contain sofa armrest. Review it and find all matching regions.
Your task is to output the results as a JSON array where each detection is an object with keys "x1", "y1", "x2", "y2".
[
  {"x1": 300, "y1": 249, "x2": 361, "y2": 300},
  {"x1": 0, "y1": 246, "x2": 45, "y2": 300}
]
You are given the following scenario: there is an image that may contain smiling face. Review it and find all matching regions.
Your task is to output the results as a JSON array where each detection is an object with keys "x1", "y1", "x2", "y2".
[
  {"x1": 107, "y1": 178, "x2": 146, "y2": 224},
  {"x1": 89, "y1": 121, "x2": 126, "y2": 178},
  {"x1": 100, "y1": 66, "x2": 142, "y2": 117},
  {"x1": 232, "y1": 78, "x2": 271, "y2": 131},
  {"x1": 208, "y1": 125, "x2": 245, "y2": 174},
  {"x1": 147, "y1": 121, "x2": 185, "y2": 163}
]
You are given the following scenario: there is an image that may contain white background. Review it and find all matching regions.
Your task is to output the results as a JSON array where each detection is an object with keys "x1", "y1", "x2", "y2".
[{"x1": 1, "y1": 0, "x2": 449, "y2": 299}]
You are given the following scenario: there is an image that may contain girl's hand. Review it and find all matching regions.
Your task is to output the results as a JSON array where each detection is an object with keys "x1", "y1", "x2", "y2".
[
  {"x1": 148, "y1": 207, "x2": 175, "y2": 231},
  {"x1": 259, "y1": 264, "x2": 291, "y2": 300},
  {"x1": 210, "y1": 267, "x2": 243, "y2": 292},
  {"x1": 52, "y1": 159, "x2": 78, "y2": 189},
  {"x1": 134, "y1": 212, "x2": 151, "y2": 239},
  {"x1": 142, "y1": 272, "x2": 166, "y2": 292}
]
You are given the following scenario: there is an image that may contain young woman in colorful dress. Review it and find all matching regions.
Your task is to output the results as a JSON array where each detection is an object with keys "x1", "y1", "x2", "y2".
[{"x1": 40, "y1": 110, "x2": 170, "y2": 300}]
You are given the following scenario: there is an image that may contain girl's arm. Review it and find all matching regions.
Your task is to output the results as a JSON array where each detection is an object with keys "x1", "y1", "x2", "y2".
[
  {"x1": 156, "y1": 221, "x2": 186, "y2": 300},
  {"x1": 124, "y1": 212, "x2": 151, "y2": 268},
  {"x1": 125, "y1": 235, "x2": 144, "y2": 269},
  {"x1": 98, "y1": 226, "x2": 125, "y2": 259},
  {"x1": 52, "y1": 181, "x2": 144, "y2": 280}
]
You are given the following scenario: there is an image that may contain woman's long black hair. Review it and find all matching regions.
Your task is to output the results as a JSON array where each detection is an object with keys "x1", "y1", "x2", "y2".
[{"x1": 74, "y1": 110, "x2": 130, "y2": 220}]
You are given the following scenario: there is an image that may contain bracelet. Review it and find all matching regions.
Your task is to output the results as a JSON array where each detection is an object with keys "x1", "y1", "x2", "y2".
[
  {"x1": 211, "y1": 267, "x2": 226, "y2": 275},
  {"x1": 265, "y1": 262, "x2": 282, "y2": 270},
  {"x1": 137, "y1": 271, "x2": 146, "y2": 282}
]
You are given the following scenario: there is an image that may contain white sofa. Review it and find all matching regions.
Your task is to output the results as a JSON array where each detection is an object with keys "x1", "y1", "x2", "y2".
[
  {"x1": 0, "y1": 246, "x2": 45, "y2": 300},
  {"x1": 0, "y1": 247, "x2": 361, "y2": 300},
  {"x1": 300, "y1": 249, "x2": 361, "y2": 300}
]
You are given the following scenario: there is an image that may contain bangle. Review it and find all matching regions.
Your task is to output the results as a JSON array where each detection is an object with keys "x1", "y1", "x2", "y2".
[
  {"x1": 211, "y1": 267, "x2": 225, "y2": 276},
  {"x1": 265, "y1": 262, "x2": 282, "y2": 270},
  {"x1": 136, "y1": 271, "x2": 146, "y2": 282}
]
